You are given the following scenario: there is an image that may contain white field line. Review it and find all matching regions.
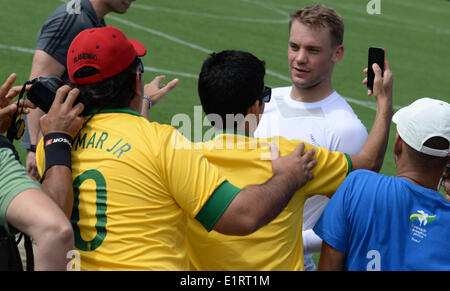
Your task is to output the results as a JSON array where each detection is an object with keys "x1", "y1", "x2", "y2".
[
  {"x1": 0, "y1": 42, "x2": 401, "y2": 111},
  {"x1": 106, "y1": 17, "x2": 401, "y2": 111},
  {"x1": 0, "y1": 44, "x2": 35, "y2": 54},
  {"x1": 0, "y1": 43, "x2": 196, "y2": 80},
  {"x1": 131, "y1": 3, "x2": 288, "y2": 24},
  {"x1": 241, "y1": 0, "x2": 450, "y2": 36},
  {"x1": 107, "y1": 15, "x2": 213, "y2": 54},
  {"x1": 107, "y1": 15, "x2": 291, "y2": 84},
  {"x1": 238, "y1": 0, "x2": 289, "y2": 17},
  {"x1": 144, "y1": 67, "x2": 198, "y2": 79},
  {"x1": 4, "y1": 0, "x2": 404, "y2": 111}
]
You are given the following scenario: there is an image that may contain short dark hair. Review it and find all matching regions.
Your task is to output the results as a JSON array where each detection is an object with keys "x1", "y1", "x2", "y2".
[
  {"x1": 405, "y1": 136, "x2": 449, "y2": 168},
  {"x1": 198, "y1": 50, "x2": 266, "y2": 129},
  {"x1": 72, "y1": 57, "x2": 140, "y2": 111}
]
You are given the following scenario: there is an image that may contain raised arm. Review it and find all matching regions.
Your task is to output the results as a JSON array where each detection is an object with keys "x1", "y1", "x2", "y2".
[
  {"x1": 39, "y1": 86, "x2": 84, "y2": 217},
  {"x1": 0, "y1": 73, "x2": 36, "y2": 133},
  {"x1": 26, "y1": 50, "x2": 66, "y2": 180},
  {"x1": 349, "y1": 61, "x2": 394, "y2": 172},
  {"x1": 139, "y1": 75, "x2": 179, "y2": 119},
  {"x1": 0, "y1": 74, "x2": 73, "y2": 271}
]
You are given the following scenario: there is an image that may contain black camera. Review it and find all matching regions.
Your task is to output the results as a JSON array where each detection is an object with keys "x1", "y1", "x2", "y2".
[{"x1": 27, "y1": 76, "x2": 85, "y2": 113}]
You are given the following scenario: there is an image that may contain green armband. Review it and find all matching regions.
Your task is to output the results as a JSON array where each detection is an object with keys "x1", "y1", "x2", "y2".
[
  {"x1": 344, "y1": 153, "x2": 352, "y2": 175},
  {"x1": 195, "y1": 181, "x2": 241, "y2": 232}
]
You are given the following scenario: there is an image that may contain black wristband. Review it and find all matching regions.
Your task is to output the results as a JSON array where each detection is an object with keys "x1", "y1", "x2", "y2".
[
  {"x1": 43, "y1": 133, "x2": 73, "y2": 173},
  {"x1": 29, "y1": 144, "x2": 36, "y2": 153}
]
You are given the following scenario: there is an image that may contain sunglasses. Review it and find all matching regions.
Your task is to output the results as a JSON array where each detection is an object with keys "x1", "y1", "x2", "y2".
[{"x1": 259, "y1": 86, "x2": 272, "y2": 103}]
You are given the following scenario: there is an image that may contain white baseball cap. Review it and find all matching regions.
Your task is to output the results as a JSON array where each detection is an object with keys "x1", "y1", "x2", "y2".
[{"x1": 393, "y1": 98, "x2": 450, "y2": 157}]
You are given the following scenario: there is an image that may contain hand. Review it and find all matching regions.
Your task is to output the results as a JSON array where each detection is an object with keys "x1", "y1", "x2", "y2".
[
  {"x1": 362, "y1": 61, "x2": 393, "y2": 100},
  {"x1": 270, "y1": 142, "x2": 317, "y2": 190},
  {"x1": 142, "y1": 75, "x2": 179, "y2": 109},
  {"x1": 39, "y1": 85, "x2": 84, "y2": 139},
  {"x1": 0, "y1": 73, "x2": 36, "y2": 133}
]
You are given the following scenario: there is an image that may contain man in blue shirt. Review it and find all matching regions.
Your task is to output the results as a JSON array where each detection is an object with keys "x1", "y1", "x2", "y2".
[{"x1": 314, "y1": 97, "x2": 450, "y2": 271}]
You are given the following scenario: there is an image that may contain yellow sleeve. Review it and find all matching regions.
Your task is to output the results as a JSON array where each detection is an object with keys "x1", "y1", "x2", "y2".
[
  {"x1": 155, "y1": 125, "x2": 230, "y2": 219},
  {"x1": 35, "y1": 138, "x2": 45, "y2": 178},
  {"x1": 278, "y1": 138, "x2": 349, "y2": 198}
]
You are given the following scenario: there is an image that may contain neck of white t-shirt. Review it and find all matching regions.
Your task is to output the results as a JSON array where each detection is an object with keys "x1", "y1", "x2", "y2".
[{"x1": 290, "y1": 80, "x2": 335, "y2": 103}]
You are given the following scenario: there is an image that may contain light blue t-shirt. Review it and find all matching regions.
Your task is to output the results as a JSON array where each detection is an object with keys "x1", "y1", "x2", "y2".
[{"x1": 314, "y1": 169, "x2": 450, "y2": 271}]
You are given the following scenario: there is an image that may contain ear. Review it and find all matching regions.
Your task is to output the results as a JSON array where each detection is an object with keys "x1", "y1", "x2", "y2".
[
  {"x1": 393, "y1": 133, "x2": 403, "y2": 157},
  {"x1": 246, "y1": 100, "x2": 260, "y2": 116},
  {"x1": 332, "y1": 45, "x2": 344, "y2": 64},
  {"x1": 134, "y1": 73, "x2": 143, "y2": 97}
]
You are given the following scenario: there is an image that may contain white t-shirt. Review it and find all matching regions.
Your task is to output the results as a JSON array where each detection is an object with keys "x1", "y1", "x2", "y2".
[{"x1": 254, "y1": 86, "x2": 368, "y2": 270}]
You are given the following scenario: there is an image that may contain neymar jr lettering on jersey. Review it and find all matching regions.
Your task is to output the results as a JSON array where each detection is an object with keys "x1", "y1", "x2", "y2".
[{"x1": 74, "y1": 131, "x2": 131, "y2": 159}]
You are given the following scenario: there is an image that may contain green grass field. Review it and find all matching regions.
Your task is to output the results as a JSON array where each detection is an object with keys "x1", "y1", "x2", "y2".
[
  {"x1": 0, "y1": 0, "x2": 449, "y2": 268},
  {"x1": 1, "y1": 0, "x2": 449, "y2": 178}
]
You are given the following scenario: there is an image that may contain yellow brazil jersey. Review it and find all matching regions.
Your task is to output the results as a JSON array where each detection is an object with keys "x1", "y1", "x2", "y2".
[
  {"x1": 187, "y1": 130, "x2": 350, "y2": 271},
  {"x1": 36, "y1": 108, "x2": 237, "y2": 270}
]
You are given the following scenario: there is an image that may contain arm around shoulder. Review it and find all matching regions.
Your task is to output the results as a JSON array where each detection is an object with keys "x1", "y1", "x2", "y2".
[{"x1": 211, "y1": 142, "x2": 318, "y2": 235}]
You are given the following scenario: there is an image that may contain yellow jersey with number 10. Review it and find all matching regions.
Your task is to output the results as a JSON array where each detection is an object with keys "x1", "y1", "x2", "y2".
[{"x1": 37, "y1": 108, "x2": 233, "y2": 270}]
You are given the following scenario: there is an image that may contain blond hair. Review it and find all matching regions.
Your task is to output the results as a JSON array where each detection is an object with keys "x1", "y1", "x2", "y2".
[{"x1": 289, "y1": 3, "x2": 344, "y2": 48}]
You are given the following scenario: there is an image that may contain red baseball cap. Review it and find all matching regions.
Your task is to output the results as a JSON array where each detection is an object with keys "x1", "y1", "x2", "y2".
[{"x1": 67, "y1": 26, "x2": 147, "y2": 85}]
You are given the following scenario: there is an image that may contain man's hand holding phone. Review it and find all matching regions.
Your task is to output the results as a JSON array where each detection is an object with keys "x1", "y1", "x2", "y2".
[
  {"x1": 362, "y1": 47, "x2": 393, "y2": 101},
  {"x1": 366, "y1": 47, "x2": 385, "y2": 91},
  {"x1": 366, "y1": 61, "x2": 393, "y2": 100},
  {"x1": 362, "y1": 48, "x2": 393, "y2": 120}
]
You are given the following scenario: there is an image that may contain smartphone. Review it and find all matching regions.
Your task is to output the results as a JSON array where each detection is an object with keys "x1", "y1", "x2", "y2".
[{"x1": 367, "y1": 47, "x2": 385, "y2": 91}]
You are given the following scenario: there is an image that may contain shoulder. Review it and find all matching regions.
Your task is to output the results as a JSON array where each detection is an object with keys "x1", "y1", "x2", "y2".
[
  {"x1": 337, "y1": 170, "x2": 379, "y2": 195},
  {"x1": 41, "y1": 0, "x2": 95, "y2": 24},
  {"x1": 271, "y1": 86, "x2": 292, "y2": 96},
  {"x1": 346, "y1": 169, "x2": 393, "y2": 187},
  {"x1": 263, "y1": 86, "x2": 291, "y2": 113},
  {"x1": 37, "y1": 0, "x2": 99, "y2": 49},
  {"x1": 0, "y1": 135, "x2": 19, "y2": 161},
  {"x1": 346, "y1": 169, "x2": 382, "y2": 182},
  {"x1": 148, "y1": 122, "x2": 179, "y2": 137},
  {"x1": 273, "y1": 136, "x2": 306, "y2": 153},
  {"x1": 39, "y1": 2, "x2": 76, "y2": 30},
  {"x1": 146, "y1": 122, "x2": 193, "y2": 150},
  {"x1": 0, "y1": 147, "x2": 38, "y2": 187},
  {"x1": 323, "y1": 93, "x2": 364, "y2": 124},
  {"x1": 321, "y1": 93, "x2": 368, "y2": 151},
  {"x1": 339, "y1": 170, "x2": 395, "y2": 204},
  {"x1": 0, "y1": 147, "x2": 16, "y2": 165}
]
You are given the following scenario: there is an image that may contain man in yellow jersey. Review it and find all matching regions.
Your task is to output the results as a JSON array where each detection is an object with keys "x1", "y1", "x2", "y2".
[
  {"x1": 36, "y1": 26, "x2": 318, "y2": 270},
  {"x1": 186, "y1": 50, "x2": 393, "y2": 270}
]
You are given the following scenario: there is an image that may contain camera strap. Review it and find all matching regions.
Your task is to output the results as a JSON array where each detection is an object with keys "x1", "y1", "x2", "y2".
[{"x1": 6, "y1": 80, "x2": 35, "y2": 143}]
